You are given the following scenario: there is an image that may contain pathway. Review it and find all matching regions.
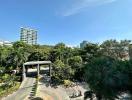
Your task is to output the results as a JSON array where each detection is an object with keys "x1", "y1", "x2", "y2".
[{"x1": 37, "y1": 83, "x2": 69, "y2": 100}]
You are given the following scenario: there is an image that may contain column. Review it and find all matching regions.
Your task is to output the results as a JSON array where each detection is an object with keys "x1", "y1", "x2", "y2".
[
  {"x1": 23, "y1": 64, "x2": 26, "y2": 81},
  {"x1": 37, "y1": 64, "x2": 40, "y2": 77},
  {"x1": 39, "y1": 65, "x2": 41, "y2": 72},
  {"x1": 49, "y1": 63, "x2": 51, "y2": 77},
  {"x1": 49, "y1": 63, "x2": 51, "y2": 85}
]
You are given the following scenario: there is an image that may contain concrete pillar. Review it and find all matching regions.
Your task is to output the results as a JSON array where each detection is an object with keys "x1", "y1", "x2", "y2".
[
  {"x1": 25, "y1": 66, "x2": 28, "y2": 74},
  {"x1": 23, "y1": 64, "x2": 26, "y2": 81},
  {"x1": 49, "y1": 63, "x2": 51, "y2": 77},
  {"x1": 39, "y1": 65, "x2": 41, "y2": 73},
  {"x1": 37, "y1": 64, "x2": 40, "y2": 77}
]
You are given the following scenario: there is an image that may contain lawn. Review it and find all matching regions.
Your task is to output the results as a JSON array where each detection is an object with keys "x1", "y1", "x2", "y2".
[{"x1": 0, "y1": 82, "x2": 20, "y2": 98}]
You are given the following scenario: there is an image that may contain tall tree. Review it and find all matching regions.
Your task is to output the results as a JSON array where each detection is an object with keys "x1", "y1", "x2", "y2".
[
  {"x1": 101, "y1": 39, "x2": 131, "y2": 60},
  {"x1": 84, "y1": 56, "x2": 119, "y2": 100},
  {"x1": 68, "y1": 56, "x2": 83, "y2": 80},
  {"x1": 80, "y1": 43, "x2": 100, "y2": 63},
  {"x1": 7, "y1": 41, "x2": 29, "y2": 70},
  {"x1": 68, "y1": 56, "x2": 82, "y2": 70},
  {"x1": 52, "y1": 60, "x2": 74, "y2": 82},
  {"x1": 0, "y1": 46, "x2": 13, "y2": 66},
  {"x1": 50, "y1": 43, "x2": 66, "y2": 62}
]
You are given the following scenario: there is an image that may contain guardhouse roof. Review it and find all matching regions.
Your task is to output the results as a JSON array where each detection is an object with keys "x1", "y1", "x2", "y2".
[{"x1": 24, "y1": 61, "x2": 51, "y2": 66}]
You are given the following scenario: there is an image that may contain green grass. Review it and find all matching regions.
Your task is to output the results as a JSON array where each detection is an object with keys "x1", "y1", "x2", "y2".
[{"x1": 0, "y1": 82, "x2": 20, "y2": 99}]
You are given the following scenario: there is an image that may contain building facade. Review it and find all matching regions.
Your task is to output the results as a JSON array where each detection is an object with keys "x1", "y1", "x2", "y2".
[
  {"x1": 80, "y1": 40, "x2": 88, "y2": 48},
  {"x1": 129, "y1": 44, "x2": 132, "y2": 60},
  {"x1": 20, "y1": 27, "x2": 37, "y2": 45},
  {"x1": 0, "y1": 40, "x2": 12, "y2": 46}
]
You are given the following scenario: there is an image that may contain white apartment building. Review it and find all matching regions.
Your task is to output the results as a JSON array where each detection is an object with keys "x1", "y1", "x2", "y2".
[{"x1": 0, "y1": 40, "x2": 12, "y2": 46}]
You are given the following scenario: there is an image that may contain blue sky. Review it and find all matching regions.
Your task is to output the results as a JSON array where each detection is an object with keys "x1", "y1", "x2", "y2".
[{"x1": 0, "y1": 0, "x2": 132, "y2": 46}]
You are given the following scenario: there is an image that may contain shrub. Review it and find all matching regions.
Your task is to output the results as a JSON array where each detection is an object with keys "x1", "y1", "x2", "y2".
[{"x1": 64, "y1": 80, "x2": 72, "y2": 88}]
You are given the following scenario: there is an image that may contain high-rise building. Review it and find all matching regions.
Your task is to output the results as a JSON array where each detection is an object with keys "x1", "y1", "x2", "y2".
[
  {"x1": 20, "y1": 27, "x2": 37, "y2": 45},
  {"x1": 80, "y1": 40, "x2": 88, "y2": 48}
]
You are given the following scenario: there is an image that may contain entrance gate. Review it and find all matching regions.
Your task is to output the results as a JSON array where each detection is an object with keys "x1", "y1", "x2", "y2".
[{"x1": 23, "y1": 61, "x2": 52, "y2": 80}]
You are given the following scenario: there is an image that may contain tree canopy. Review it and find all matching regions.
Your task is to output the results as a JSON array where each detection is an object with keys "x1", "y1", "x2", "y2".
[{"x1": 0, "y1": 39, "x2": 132, "y2": 99}]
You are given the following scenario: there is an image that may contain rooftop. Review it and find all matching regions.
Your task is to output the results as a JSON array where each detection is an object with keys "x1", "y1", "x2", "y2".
[{"x1": 24, "y1": 61, "x2": 52, "y2": 66}]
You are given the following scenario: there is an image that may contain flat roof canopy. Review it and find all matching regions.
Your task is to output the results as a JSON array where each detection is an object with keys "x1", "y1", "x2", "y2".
[{"x1": 24, "y1": 61, "x2": 51, "y2": 66}]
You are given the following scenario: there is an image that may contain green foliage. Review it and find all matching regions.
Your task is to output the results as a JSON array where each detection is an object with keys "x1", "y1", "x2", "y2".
[
  {"x1": 50, "y1": 43, "x2": 66, "y2": 62},
  {"x1": 84, "y1": 56, "x2": 132, "y2": 99},
  {"x1": 0, "y1": 46, "x2": 12, "y2": 66},
  {"x1": 68, "y1": 56, "x2": 83, "y2": 80},
  {"x1": 28, "y1": 52, "x2": 43, "y2": 61},
  {"x1": 52, "y1": 60, "x2": 65, "y2": 82},
  {"x1": 1, "y1": 74, "x2": 10, "y2": 82},
  {"x1": 85, "y1": 56, "x2": 119, "y2": 99},
  {"x1": 30, "y1": 45, "x2": 52, "y2": 61},
  {"x1": 1, "y1": 39, "x2": 132, "y2": 99},
  {"x1": 101, "y1": 39, "x2": 131, "y2": 60},
  {"x1": 49, "y1": 43, "x2": 76, "y2": 63},
  {"x1": 64, "y1": 80, "x2": 73, "y2": 88},
  {"x1": 80, "y1": 43, "x2": 100, "y2": 63},
  {"x1": 31, "y1": 97, "x2": 43, "y2": 100},
  {"x1": 129, "y1": 44, "x2": 132, "y2": 60},
  {"x1": 52, "y1": 60, "x2": 74, "y2": 83},
  {"x1": 4, "y1": 41, "x2": 31, "y2": 69},
  {"x1": 0, "y1": 82, "x2": 20, "y2": 98},
  {"x1": 0, "y1": 69, "x2": 21, "y2": 97},
  {"x1": 68, "y1": 56, "x2": 82, "y2": 70},
  {"x1": 53, "y1": 59, "x2": 65, "y2": 68}
]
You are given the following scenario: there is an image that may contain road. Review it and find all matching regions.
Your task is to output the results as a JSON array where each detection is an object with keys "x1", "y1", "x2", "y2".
[{"x1": 2, "y1": 71, "x2": 36, "y2": 100}]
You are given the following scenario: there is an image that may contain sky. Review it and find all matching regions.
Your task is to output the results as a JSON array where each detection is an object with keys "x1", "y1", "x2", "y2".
[{"x1": 0, "y1": 0, "x2": 132, "y2": 46}]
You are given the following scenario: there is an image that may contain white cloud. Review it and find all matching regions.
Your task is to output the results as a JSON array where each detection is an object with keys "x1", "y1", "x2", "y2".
[{"x1": 61, "y1": 0, "x2": 117, "y2": 16}]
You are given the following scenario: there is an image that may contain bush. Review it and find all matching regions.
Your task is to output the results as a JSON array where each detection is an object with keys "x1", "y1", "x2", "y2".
[
  {"x1": 0, "y1": 82, "x2": 20, "y2": 98},
  {"x1": 31, "y1": 97, "x2": 43, "y2": 100},
  {"x1": 64, "y1": 80, "x2": 73, "y2": 88}
]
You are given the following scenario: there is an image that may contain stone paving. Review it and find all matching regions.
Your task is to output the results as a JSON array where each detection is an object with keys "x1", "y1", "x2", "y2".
[
  {"x1": 37, "y1": 82, "x2": 69, "y2": 100},
  {"x1": 37, "y1": 76, "x2": 88, "y2": 100}
]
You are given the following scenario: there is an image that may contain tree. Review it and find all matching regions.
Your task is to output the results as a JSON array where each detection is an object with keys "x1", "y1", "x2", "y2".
[
  {"x1": 7, "y1": 41, "x2": 29, "y2": 70},
  {"x1": 68, "y1": 56, "x2": 83, "y2": 81},
  {"x1": 100, "y1": 39, "x2": 119, "y2": 59},
  {"x1": 127, "y1": 60, "x2": 132, "y2": 96},
  {"x1": 63, "y1": 47, "x2": 74, "y2": 64},
  {"x1": 72, "y1": 47, "x2": 81, "y2": 56},
  {"x1": 80, "y1": 43, "x2": 100, "y2": 63},
  {"x1": 53, "y1": 43, "x2": 66, "y2": 61},
  {"x1": 68, "y1": 56, "x2": 82, "y2": 70},
  {"x1": 50, "y1": 43, "x2": 67, "y2": 62},
  {"x1": 114, "y1": 60, "x2": 132, "y2": 96},
  {"x1": 52, "y1": 60, "x2": 74, "y2": 83},
  {"x1": 13, "y1": 41, "x2": 27, "y2": 49},
  {"x1": 84, "y1": 56, "x2": 120, "y2": 100},
  {"x1": 28, "y1": 51, "x2": 43, "y2": 61},
  {"x1": 0, "y1": 46, "x2": 13, "y2": 66},
  {"x1": 101, "y1": 39, "x2": 131, "y2": 60}
]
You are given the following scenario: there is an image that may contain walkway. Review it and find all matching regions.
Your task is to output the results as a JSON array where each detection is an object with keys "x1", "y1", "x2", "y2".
[
  {"x1": 37, "y1": 75, "x2": 87, "y2": 100},
  {"x1": 37, "y1": 84, "x2": 69, "y2": 100}
]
